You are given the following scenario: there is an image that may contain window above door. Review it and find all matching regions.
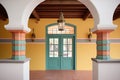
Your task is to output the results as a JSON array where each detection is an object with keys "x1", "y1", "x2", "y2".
[{"x1": 48, "y1": 25, "x2": 74, "y2": 34}]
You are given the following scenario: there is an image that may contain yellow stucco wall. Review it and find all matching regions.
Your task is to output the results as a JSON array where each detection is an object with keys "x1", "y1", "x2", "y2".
[
  {"x1": 26, "y1": 43, "x2": 46, "y2": 70},
  {"x1": 0, "y1": 44, "x2": 12, "y2": 59},
  {"x1": 0, "y1": 18, "x2": 120, "y2": 70},
  {"x1": 27, "y1": 18, "x2": 95, "y2": 39}
]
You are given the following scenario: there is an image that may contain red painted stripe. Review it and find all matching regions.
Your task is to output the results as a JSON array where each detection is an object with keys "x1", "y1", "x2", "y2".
[
  {"x1": 13, "y1": 44, "x2": 25, "y2": 46},
  {"x1": 12, "y1": 51, "x2": 25, "y2": 56},
  {"x1": 97, "y1": 44, "x2": 109, "y2": 46},
  {"x1": 12, "y1": 33, "x2": 25, "y2": 40},
  {"x1": 93, "y1": 30, "x2": 113, "y2": 33},
  {"x1": 10, "y1": 30, "x2": 27, "y2": 33},
  {"x1": 96, "y1": 32, "x2": 110, "y2": 40},
  {"x1": 97, "y1": 51, "x2": 110, "y2": 56}
]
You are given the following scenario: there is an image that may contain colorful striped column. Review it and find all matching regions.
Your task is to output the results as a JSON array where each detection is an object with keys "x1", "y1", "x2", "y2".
[
  {"x1": 95, "y1": 30, "x2": 112, "y2": 60},
  {"x1": 11, "y1": 31, "x2": 26, "y2": 60}
]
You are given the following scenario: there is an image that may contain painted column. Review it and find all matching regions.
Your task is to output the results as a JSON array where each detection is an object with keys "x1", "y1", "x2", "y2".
[
  {"x1": 94, "y1": 30, "x2": 112, "y2": 60},
  {"x1": 11, "y1": 31, "x2": 26, "y2": 60}
]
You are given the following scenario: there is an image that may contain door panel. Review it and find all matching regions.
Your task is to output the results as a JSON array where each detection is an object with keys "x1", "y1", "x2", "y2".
[
  {"x1": 48, "y1": 58, "x2": 60, "y2": 70},
  {"x1": 61, "y1": 37, "x2": 74, "y2": 70},
  {"x1": 47, "y1": 37, "x2": 60, "y2": 70},
  {"x1": 47, "y1": 35, "x2": 75, "y2": 70},
  {"x1": 61, "y1": 58, "x2": 73, "y2": 70}
]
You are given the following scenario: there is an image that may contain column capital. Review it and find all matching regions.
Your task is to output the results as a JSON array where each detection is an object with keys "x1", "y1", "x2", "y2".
[
  {"x1": 93, "y1": 30, "x2": 113, "y2": 34},
  {"x1": 9, "y1": 30, "x2": 28, "y2": 33},
  {"x1": 91, "y1": 24, "x2": 117, "y2": 33},
  {"x1": 5, "y1": 24, "x2": 31, "y2": 33}
]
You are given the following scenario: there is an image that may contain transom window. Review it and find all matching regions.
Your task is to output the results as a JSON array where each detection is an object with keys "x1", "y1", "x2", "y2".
[{"x1": 48, "y1": 25, "x2": 74, "y2": 34}]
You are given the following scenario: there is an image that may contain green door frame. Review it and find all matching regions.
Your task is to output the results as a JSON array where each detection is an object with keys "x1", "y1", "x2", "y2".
[{"x1": 46, "y1": 23, "x2": 76, "y2": 70}]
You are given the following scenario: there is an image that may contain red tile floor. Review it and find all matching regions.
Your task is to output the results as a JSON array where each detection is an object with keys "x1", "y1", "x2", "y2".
[{"x1": 30, "y1": 70, "x2": 92, "y2": 80}]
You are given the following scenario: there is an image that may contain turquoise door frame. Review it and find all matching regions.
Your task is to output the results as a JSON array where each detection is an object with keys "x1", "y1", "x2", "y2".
[{"x1": 46, "y1": 23, "x2": 76, "y2": 70}]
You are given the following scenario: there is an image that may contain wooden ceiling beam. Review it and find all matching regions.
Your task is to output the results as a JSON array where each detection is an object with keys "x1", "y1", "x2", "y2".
[
  {"x1": 0, "y1": 15, "x2": 7, "y2": 21},
  {"x1": 82, "y1": 11, "x2": 91, "y2": 20},
  {"x1": 32, "y1": 10, "x2": 40, "y2": 21},
  {"x1": 113, "y1": 11, "x2": 120, "y2": 20}
]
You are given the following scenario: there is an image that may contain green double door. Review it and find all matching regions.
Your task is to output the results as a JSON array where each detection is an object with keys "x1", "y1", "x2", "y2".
[{"x1": 46, "y1": 35, "x2": 75, "y2": 70}]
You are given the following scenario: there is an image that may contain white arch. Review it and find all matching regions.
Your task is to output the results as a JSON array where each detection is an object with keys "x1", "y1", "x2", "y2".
[
  {"x1": 1, "y1": 0, "x2": 120, "y2": 32},
  {"x1": 1, "y1": 0, "x2": 98, "y2": 32},
  {"x1": 79, "y1": 0, "x2": 99, "y2": 28},
  {"x1": 21, "y1": 0, "x2": 45, "y2": 31},
  {"x1": 90, "y1": 0, "x2": 119, "y2": 31},
  {"x1": 81, "y1": 0, "x2": 120, "y2": 32},
  {"x1": 1, "y1": 0, "x2": 44, "y2": 32},
  {"x1": 0, "y1": 0, "x2": 3, "y2": 3},
  {"x1": 22, "y1": 0, "x2": 99, "y2": 31}
]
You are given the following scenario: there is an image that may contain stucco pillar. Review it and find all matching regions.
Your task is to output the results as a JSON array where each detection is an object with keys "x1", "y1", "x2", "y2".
[
  {"x1": 11, "y1": 30, "x2": 26, "y2": 60},
  {"x1": 94, "y1": 30, "x2": 112, "y2": 60}
]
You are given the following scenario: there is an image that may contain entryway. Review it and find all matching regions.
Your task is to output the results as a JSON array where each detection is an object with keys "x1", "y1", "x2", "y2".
[{"x1": 46, "y1": 23, "x2": 76, "y2": 70}]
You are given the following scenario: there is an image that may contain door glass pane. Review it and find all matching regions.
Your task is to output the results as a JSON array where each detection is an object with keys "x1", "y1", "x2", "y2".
[
  {"x1": 49, "y1": 52, "x2": 53, "y2": 57},
  {"x1": 49, "y1": 45, "x2": 54, "y2": 51},
  {"x1": 49, "y1": 38, "x2": 53, "y2": 44},
  {"x1": 68, "y1": 45, "x2": 72, "y2": 51},
  {"x1": 54, "y1": 45, "x2": 58, "y2": 51},
  {"x1": 63, "y1": 45, "x2": 67, "y2": 51},
  {"x1": 63, "y1": 52, "x2": 68, "y2": 57},
  {"x1": 63, "y1": 38, "x2": 67, "y2": 44},
  {"x1": 68, "y1": 38, "x2": 72, "y2": 44},
  {"x1": 68, "y1": 52, "x2": 72, "y2": 57},
  {"x1": 54, "y1": 52, "x2": 58, "y2": 57},
  {"x1": 54, "y1": 38, "x2": 58, "y2": 44}
]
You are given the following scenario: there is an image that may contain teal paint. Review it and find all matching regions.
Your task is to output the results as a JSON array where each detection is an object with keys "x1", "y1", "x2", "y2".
[
  {"x1": 96, "y1": 55, "x2": 110, "y2": 60},
  {"x1": 46, "y1": 36, "x2": 75, "y2": 70},
  {"x1": 61, "y1": 58, "x2": 73, "y2": 70},
  {"x1": 97, "y1": 46, "x2": 110, "y2": 50},
  {"x1": 12, "y1": 56, "x2": 26, "y2": 60},
  {"x1": 97, "y1": 40, "x2": 110, "y2": 44},
  {"x1": 12, "y1": 46, "x2": 26, "y2": 51},
  {"x1": 12, "y1": 40, "x2": 26, "y2": 44},
  {"x1": 46, "y1": 23, "x2": 76, "y2": 70}
]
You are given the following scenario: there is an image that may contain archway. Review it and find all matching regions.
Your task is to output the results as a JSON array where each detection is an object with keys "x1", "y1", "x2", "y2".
[
  {"x1": 23, "y1": 0, "x2": 93, "y2": 69},
  {"x1": 1, "y1": 0, "x2": 120, "y2": 80},
  {"x1": 0, "y1": 4, "x2": 11, "y2": 59}
]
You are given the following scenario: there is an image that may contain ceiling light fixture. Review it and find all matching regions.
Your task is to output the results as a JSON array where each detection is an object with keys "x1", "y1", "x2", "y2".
[{"x1": 57, "y1": 12, "x2": 65, "y2": 31}]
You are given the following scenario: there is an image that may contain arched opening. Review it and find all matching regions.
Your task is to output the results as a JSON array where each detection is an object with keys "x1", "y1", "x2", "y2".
[
  {"x1": 26, "y1": 0, "x2": 95, "y2": 71},
  {"x1": 0, "y1": 4, "x2": 11, "y2": 59},
  {"x1": 27, "y1": 1, "x2": 95, "y2": 78},
  {"x1": 111, "y1": 4, "x2": 120, "y2": 59}
]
